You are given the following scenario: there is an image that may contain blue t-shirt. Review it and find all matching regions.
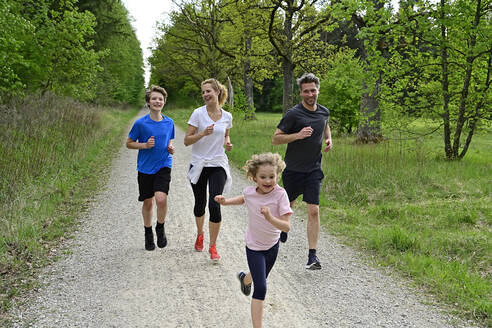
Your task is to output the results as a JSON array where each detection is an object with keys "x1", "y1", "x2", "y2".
[{"x1": 128, "y1": 114, "x2": 175, "y2": 174}]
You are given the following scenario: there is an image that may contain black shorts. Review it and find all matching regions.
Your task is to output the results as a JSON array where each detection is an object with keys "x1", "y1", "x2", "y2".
[
  {"x1": 137, "y1": 167, "x2": 171, "y2": 201},
  {"x1": 282, "y1": 169, "x2": 324, "y2": 205}
]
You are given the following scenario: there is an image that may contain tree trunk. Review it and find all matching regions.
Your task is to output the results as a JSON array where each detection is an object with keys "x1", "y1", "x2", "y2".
[
  {"x1": 227, "y1": 76, "x2": 234, "y2": 107},
  {"x1": 357, "y1": 79, "x2": 382, "y2": 143},
  {"x1": 440, "y1": 0, "x2": 453, "y2": 159},
  {"x1": 243, "y1": 36, "x2": 256, "y2": 120}
]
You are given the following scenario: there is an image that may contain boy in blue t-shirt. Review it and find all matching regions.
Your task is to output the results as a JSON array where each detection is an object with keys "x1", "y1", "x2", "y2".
[{"x1": 126, "y1": 85, "x2": 175, "y2": 251}]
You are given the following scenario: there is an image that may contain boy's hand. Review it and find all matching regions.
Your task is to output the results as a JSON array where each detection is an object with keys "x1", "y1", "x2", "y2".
[
  {"x1": 168, "y1": 144, "x2": 175, "y2": 155},
  {"x1": 146, "y1": 136, "x2": 155, "y2": 149},
  {"x1": 225, "y1": 142, "x2": 233, "y2": 151},
  {"x1": 214, "y1": 195, "x2": 226, "y2": 205}
]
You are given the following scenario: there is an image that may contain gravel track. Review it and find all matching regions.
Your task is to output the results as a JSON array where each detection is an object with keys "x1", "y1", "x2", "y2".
[{"x1": 9, "y1": 114, "x2": 479, "y2": 327}]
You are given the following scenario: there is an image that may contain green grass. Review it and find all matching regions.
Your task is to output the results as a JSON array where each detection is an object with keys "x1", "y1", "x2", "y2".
[
  {"x1": 0, "y1": 93, "x2": 138, "y2": 323},
  {"x1": 167, "y1": 107, "x2": 491, "y2": 327}
]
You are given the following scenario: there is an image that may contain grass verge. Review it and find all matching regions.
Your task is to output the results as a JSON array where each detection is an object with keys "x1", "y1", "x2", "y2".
[{"x1": 0, "y1": 93, "x2": 138, "y2": 324}]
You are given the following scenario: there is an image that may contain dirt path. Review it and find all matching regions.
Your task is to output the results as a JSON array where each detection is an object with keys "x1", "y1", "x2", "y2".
[{"x1": 9, "y1": 114, "x2": 478, "y2": 327}]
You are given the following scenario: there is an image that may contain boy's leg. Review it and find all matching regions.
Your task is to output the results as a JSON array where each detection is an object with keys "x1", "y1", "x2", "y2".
[
  {"x1": 142, "y1": 199, "x2": 155, "y2": 251},
  {"x1": 155, "y1": 192, "x2": 168, "y2": 248}
]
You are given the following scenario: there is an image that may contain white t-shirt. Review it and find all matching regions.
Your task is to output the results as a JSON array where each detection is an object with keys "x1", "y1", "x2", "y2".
[{"x1": 187, "y1": 105, "x2": 233, "y2": 165}]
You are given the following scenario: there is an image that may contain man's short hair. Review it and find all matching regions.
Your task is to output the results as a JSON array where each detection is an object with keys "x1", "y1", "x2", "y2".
[{"x1": 296, "y1": 73, "x2": 320, "y2": 90}]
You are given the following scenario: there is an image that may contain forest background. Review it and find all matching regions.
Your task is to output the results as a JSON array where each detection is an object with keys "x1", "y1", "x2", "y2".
[{"x1": 0, "y1": 0, "x2": 490, "y2": 326}]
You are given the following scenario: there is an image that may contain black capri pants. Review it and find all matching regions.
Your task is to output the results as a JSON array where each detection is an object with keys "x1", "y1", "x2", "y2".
[{"x1": 190, "y1": 166, "x2": 226, "y2": 223}]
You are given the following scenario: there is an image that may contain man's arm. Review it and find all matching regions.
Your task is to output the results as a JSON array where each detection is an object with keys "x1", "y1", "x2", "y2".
[
  {"x1": 272, "y1": 127, "x2": 313, "y2": 145},
  {"x1": 323, "y1": 123, "x2": 333, "y2": 152}
]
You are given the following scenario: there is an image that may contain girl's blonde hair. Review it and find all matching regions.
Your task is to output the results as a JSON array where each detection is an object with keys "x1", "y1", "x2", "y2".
[
  {"x1": 243, "y1": 152, "x2": 286, "y2": 181},
  {"x1": 201, "y1": 78, "x2": 228, "y2": 106}
]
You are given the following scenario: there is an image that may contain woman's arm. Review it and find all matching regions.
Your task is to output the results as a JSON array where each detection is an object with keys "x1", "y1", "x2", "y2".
[
  {"x1": 184, "y1": 124, "x2": 215, "y2": 146},
  {"x1": 224, "y1": 129, "x2": 233, "y2": 151}
]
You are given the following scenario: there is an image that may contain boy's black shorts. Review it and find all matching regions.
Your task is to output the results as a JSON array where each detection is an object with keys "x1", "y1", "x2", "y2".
[
  {"x1": 137, "y1": 167, "x2": 171, "y2": 201},
  {"x1": 281, "y1": 168, "x2": 324, "y2": 205}
]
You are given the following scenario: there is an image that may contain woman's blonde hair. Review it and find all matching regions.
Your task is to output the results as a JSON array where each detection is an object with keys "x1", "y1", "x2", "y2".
[
  {"x1": 243, "y1": 153, "x2": 286, "y2": 181},
  {"x1": 201, "y1": 78, "x2": 228, "y2": 106}
]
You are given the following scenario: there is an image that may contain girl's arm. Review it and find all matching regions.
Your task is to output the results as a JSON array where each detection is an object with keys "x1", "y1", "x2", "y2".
[
  {"x1": 214, "y1": 195, "x2": 244, "y2": 205},
  {"x1": 261, "y1": 207, "x2": 291, "y2": 232}
]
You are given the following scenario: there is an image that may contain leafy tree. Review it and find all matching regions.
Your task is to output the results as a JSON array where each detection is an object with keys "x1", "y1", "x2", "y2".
[{"x1": 375, "y1": 0, "x2": 491, "y2": 159}]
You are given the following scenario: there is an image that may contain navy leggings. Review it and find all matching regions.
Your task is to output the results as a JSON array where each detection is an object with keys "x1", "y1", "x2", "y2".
[
  {"x1": 190, "y1": 166, "x2": 226, "y2": 223},
  {"x1": 246, "y1": 241, "x2": 279, "y2": 300}
]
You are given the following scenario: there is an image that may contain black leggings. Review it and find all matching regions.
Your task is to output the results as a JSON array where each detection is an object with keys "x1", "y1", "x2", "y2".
[
  {"x1": 246, "y1": 242, "x2": 279, "y2": 301},
  {"x1": 191, "y1": 166, "x2": 226, "y2": 223}
]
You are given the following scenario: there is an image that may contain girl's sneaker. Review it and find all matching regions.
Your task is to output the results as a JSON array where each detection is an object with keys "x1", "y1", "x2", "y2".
[
  {"x1": 209, "y1": 244, "x2": 220, "y2": 261},
  {"x1": 237, "y1": 271, "x2": 251, "y2": 296},
  {"x1": 194, "y1": 233, "x2": 204, "y2": 251}
]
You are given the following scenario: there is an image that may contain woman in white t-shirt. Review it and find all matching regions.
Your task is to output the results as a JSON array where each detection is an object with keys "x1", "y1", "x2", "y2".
[{"x1": 184, "y1": 78, "x2": 233, "y2": 261}]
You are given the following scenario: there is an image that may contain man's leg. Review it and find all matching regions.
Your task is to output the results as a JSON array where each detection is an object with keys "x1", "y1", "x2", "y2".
[{"x1": 306, "y1": 203, "x2": 320, "y2": 250}]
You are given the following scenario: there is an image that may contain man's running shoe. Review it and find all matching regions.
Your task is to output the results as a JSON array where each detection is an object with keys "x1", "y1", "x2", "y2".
[
  {"x1": 280, "y1": 231, "x2": 288, "y2": 243},
  {"x1": 209, "y1": 244, "x2": 220, "y2": 261},
  {"x1": 194, "y1": 233, "x2": 204, "y2": 251},
  {"x1": 306, "y1": 255, "x2": 322, "y2": 270},
  {"x1": 237, "y1": 271, "x2": 251, "y2": 296}
]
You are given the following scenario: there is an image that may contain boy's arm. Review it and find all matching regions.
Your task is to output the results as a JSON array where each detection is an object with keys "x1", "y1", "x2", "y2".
[
  {"x1": 168, "y1": 139, "x2": 175, "y2": 155},
  {"x1": 214, "y1": 195, "x2": 244, "y2": 205},
  {"x1": 126, "y1": 137, "x2": 154, "y2": 150}
]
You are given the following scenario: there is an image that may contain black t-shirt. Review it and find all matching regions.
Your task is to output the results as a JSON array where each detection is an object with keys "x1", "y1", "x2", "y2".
[{"x1": 277, "y1": 103, "x2": 330, "y2": 172}]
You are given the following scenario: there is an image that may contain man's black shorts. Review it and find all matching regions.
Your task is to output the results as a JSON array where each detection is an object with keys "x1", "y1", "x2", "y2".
[
  {"x1": 281, "y1": 169, "x2": 324, "y2": 205},
  {"x1": 137, "y1": 167, "x2": 171, "y2": 201}
]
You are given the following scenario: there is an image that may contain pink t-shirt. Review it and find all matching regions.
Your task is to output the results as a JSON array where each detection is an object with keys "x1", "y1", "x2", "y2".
[{"x1": 243, "y1": 185, "x2": 293, "y2": 251}]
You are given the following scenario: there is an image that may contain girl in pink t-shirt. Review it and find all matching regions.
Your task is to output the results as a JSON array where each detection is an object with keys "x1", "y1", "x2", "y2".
[{"x1": 215, "y1": 153, "x2": 292, "y2": 328}]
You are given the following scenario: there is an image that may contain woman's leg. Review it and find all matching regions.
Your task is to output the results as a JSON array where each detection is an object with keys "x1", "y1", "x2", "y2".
[{"x1": 207, "y1": 167, "x2": 226, "y2": 245}]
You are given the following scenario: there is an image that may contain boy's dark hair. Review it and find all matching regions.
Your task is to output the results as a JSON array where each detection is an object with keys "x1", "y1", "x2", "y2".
[
  {"x1": 296, "y1": 73, "x2": 320, "y2": 90},
  {"x1": 145, "y1": 85, "x2": 168, "y2": 103}
]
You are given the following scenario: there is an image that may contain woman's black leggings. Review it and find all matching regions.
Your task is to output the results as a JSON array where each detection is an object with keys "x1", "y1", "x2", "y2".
[
  {"x1": 191, "y1": 166, "x2": 226, "y2": 223},
  {"x1": 246, "y1": 242, "x2": 279, "y2": 301}
]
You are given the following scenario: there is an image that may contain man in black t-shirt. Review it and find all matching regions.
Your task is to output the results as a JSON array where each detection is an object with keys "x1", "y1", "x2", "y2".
[{"x1": 272, "y1": 73, "x2": 333, "y2": 270}]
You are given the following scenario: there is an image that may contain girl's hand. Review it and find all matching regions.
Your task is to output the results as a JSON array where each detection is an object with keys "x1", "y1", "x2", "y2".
[
  {"x1": 225, "y1": 142, "x2": 233, "y2": 151},
  {"x1": 214, "y1": 195, "x2": 226, "y2": 205},
  {"x1": 260, "y1": 206, "x2": 271, "y2": 219},
  {"x1": 168, "y1": 144, "x2": 175, "y2": 155}
]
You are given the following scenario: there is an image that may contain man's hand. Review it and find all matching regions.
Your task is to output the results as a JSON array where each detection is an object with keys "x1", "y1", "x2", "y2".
[
  {"x1": 324, "y1": 138, "x2": 333, "y2": 152},
  {"x1": 297, "y1": 126, "x2": 313, "y2": 140}
]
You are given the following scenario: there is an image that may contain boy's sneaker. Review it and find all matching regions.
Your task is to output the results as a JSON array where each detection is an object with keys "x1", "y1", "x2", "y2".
[
  {"x1": 306, "y1": 255, "x2": 322, "y2": 270},
  {"x1": 280, "y1": 231, "x2": 288, "y2": 243},
  {"x1": 237, "y1": 271, "x2": 251, "y2": 296},
  {"x1": 155, "y1": 223, "x2": 167, "y2": 248},
  {"x1": 194, "y1": 233, "x2": 204, "y2": 251},
  {"x1": 145, "y1": 231, "x2": 155, "y2": 251},
  {"x1": 209, "y1": 244, "x2": 220, "y2": 261}
]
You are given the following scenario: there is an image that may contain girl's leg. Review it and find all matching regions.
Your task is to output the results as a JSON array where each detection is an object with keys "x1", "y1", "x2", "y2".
[
  {"x1": 246, "y1": 247, "x2": 268, "y2": 328},
  {"x1": 208, "y1": 167, "x2": 226, "y2": 246},
  {"x1": 251, "y1": 299, "x2": 263, "y2": 328},
  {"x1": 264, "y1": 242, "x2": 279, "y2": 278}
]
